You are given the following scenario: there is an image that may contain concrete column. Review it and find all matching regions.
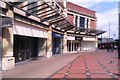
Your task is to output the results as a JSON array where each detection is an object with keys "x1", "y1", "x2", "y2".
[
  {"x1": 63, "y1": 0, "x2": 67, "y2": 17},
  {"x1": 85, "y1": 18, "x2": 87, "y2": 28},
  {"x1": 88, "y1": 18, "x2": 90, "y2": 28},
  {"x1": 77, "y1": 16, "x2": 80, "y2": 29},
  {"x1": 73, "y1": 43, "x2": 75, "y2": 51},
  {"x1": 71, "y1": 40, "x2": 72, "y2": 52},
  {"x1": 47, "y1": 26, "x2": 52, "y2": 58},
  {"x1": 95, "y1": 36, "x2": 98, "y2": 51},
  {"x1": 63, "y1": 32, "x2": 67, "y2": 53},
  {"x1": 2, "y1": 4, "x2": 15, "y2": 70},
  {"x1": 0, "y1": 12, "x2": 2, "y2": 71}
]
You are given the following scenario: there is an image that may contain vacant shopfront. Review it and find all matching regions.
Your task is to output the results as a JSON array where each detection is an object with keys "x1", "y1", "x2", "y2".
[
  {"x1": 13, "y1": 20, "x2": 48, "y2": 63},
  {"x1": 14, "y1": 35, "x2": 38, "y2": 62},
  {"x1": 81, "y1": 37, "x2": 96, "y2": 51},
  {"x1": 52, "y1": 32, "x2": 63, "y2": 55},
  {"x1": 67, "y1": 36, "x2": 82, "y2": 52}
]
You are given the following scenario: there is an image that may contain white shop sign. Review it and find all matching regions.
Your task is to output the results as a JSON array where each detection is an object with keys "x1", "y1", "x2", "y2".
[
  {"x1": 83, "y1": 37, "x2": 96, "y2": 41},
  {"x1": 67, "y1": 36, "x2": 75, "y2": 40},
  {"x1": 14, "y1": 21, "x2": 48, "y2": 38}
]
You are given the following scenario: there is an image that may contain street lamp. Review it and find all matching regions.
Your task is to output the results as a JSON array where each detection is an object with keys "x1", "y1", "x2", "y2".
[
  {"x1": 109, "y1": 22, "x2": 110, "y2": 42},
  {"x1": 101, "y1": 28, "x2": 102, "y2": 44}
]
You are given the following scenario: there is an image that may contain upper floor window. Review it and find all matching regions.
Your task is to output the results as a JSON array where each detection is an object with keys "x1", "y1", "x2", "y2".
[
  {"x1": 80, "y1": 16, "x2": 85, "y2": 28},
  {"x1": 75, "y1": 15, "x2": 78, "y2": 27},
  {"x1": 86, "y1": 18, "x2": 89, "y2": 28}
]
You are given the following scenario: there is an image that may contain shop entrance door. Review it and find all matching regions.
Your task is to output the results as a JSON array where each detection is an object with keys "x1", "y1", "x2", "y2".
[
  {"x1": 52, "y1": 38, "x2": 60, "y2": 54},
  {"x1": 52, "y1": 38, "x2": 63, "y2": 55}
]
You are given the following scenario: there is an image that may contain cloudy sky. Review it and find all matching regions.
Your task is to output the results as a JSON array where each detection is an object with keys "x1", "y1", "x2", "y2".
[{"x1": 67, "y1": 0, "x2": 119, "y2": 39}]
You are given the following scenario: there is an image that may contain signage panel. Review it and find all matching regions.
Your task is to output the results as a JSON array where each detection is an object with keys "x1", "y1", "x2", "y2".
[
  {"x1": 2, "y1": 18, "x2": 13, "y2": 28},
  {"x1": 52, "y1": 32, "x2": 63, "y2": 38},
  {"x1": 83, "y1": 37, "x2": 96, "y2": 41},
  {"x1": 75, "y1": 36, "x2": 83, "y2": 40},
  {"x1": 67, "y1": 36, "x2": 75, "y2": 40},
  {"x1": 14, "y1": 21, "x2": 48, "y2": 38}
]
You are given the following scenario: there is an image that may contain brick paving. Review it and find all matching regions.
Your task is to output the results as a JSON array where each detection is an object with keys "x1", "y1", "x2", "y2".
[
  {"x1": 3, "y1": 53, "x2": 81, "y2": 78},
  {"x1": 2, "y1": 50, "x2": 119, "y2": 79},
  {"x1": 50, "y1": 50, "x2": 119, "y2": 79}
]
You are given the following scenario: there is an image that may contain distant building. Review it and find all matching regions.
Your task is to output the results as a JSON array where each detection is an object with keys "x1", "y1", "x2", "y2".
[
  {"x1": 98, "y1": 38, "x2": 114, "y2": 43},
  {"x1": 98, "y1": 38, "x2": 118, "y2": 49}
]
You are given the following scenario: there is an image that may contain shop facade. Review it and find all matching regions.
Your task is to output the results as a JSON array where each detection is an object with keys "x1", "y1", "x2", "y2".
[
  {"x1": 67, "y1": 35, "x2": 96, "y2": 52},
  {"x1": 13, "y1": 20, "x2": 48, "y2": 62},
  {"x1": 2, "y1": 19, "x2": 48, "y2": 70},
  {"x1": 67, "y1": 36, "x2": 82, "y2": 52}
]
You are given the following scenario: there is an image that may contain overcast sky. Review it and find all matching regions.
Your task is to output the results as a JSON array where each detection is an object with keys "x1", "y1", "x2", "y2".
[{"x1": 67, "y1": 0, "x2": 119, "y2": 39}]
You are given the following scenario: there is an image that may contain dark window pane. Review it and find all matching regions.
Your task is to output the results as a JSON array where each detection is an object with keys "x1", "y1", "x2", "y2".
[
  {"x1": 80, "y1": 16, "x2": 85, "y2": 28},
  {"x1": 75, "y1": 16, "x2": 78, "y2": 27},
  {"x1": 86, "y1": 18, "x2": 89, "y2": 28}
]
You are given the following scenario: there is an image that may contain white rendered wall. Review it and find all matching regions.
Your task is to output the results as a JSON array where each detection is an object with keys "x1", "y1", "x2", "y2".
[{"x1": 81, "y1": 41, "x2": 95, "y2": 51}]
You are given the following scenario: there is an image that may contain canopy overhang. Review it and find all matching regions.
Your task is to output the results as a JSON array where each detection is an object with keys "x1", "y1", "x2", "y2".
[
  {"x1": 5, "y1": 0, "x2": 105, "y2": 36},
  {"x1": 8, "y1": 0, "x2": 74, "y2": 31},
  {"x1": 67, "y1": 27, "x2": 106, "y2": 36}
]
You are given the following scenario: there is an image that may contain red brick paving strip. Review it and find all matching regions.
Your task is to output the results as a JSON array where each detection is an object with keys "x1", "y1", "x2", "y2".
[
  {"x1": 67, "y1": 73, "x2": 87, "y2": 78},
  {"x1": 50, "y1": 51, "x2": 119, "y2": 79},
  {"x1": 51, "y1": 73, "x2": 65, "y2": 78}
]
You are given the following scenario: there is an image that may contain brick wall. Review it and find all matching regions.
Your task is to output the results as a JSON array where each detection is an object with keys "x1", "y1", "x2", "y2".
[
  {"x1": 66, "y1": 2, "x2": 96, "y2": 17},
  {"x1": 90, "y1": 19, "x2": 96, "y2": 29},
  {"x1": 67, "y1": 13, "x2": 74, "y2": 23}
]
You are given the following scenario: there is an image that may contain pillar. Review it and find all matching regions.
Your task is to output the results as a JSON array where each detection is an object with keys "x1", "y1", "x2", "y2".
[
  {"x1": 63, "y1": 0, "x2": 67, "y2": 17},
  {"x1": 84, "y1": 18, "x2": 87, "y2": 28},
  {"x1": 88, "y1": 18, "x2": 90, "y2": 28},
  {"x1": 0, "y1": 8, "x2": 2, "y2": 71},
  {"x1": 2, "y1": 4, "x2": 15, "y2": 70},
  {"x1": 63, "y1": 32, "x2": 67, "y2": 53},
  {"x1": 47, "y1": 26, "x2": 52, "y2": 58},
  {"x1": 95, "y1": 36, "x2": 98, "y2": 51},
  {"x1": 71, "y1": 40, "x2": 72, "y2": 52}
]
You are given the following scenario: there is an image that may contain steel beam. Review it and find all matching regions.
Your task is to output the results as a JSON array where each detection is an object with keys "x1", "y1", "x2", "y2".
[
  {"x1": 40, "y1": 11, "x2": 55, "y2": 18},
  {"x1": 50, "y1": 18, "x2": 65, "y2": 24},
  {"x1": 30, "y1": 6, "x2": 50, "y2": 14},
  {"x1": 20, "y1": 2, "x2": 37, "y2": 8},
  {"x1": 27, "y1": 2, "x2": 48, "y2": 11},
  {"x1": 41, "y1": 14, "x2": 60, "y2": 22},
  {"x1": 37, "y1": 9, "x2": 53, "y2": 15}
]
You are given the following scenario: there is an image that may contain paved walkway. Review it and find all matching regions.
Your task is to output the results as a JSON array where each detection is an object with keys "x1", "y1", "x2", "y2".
[
  {"x1": 2, "y1": 50, "x2": 119, "y2": 79},
  {"x1": 2, "y1": 53, "x2": 81, "y2": 78},
  {"x1": 50, "y1": 50, "x2": 119, "y2": 79}
]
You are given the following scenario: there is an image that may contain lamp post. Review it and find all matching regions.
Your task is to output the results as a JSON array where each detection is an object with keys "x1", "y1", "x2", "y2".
[
  {"x1": 101, "y1": 28, "x2": 102, "y2": 44},
  {"x1": 0, "y1": 8, "x2": 2, "y2": 70},
  {"x1": 100, "y1": 28, "x2": 102, "y2": 49},
  {"x1": 109, "y1": 22, "x2": 110, "y2": 42}
]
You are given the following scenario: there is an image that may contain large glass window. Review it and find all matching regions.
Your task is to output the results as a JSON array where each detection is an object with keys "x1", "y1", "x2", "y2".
[
  {"x1": 80, "y1": 16, "x2": 85, "y2": 28},
  {"x1": 75, "y1": 15, "x2": 78, "y2": 27},
  {"x1": 86, "y1": 18, "x2": 89, "y2": 28}
]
